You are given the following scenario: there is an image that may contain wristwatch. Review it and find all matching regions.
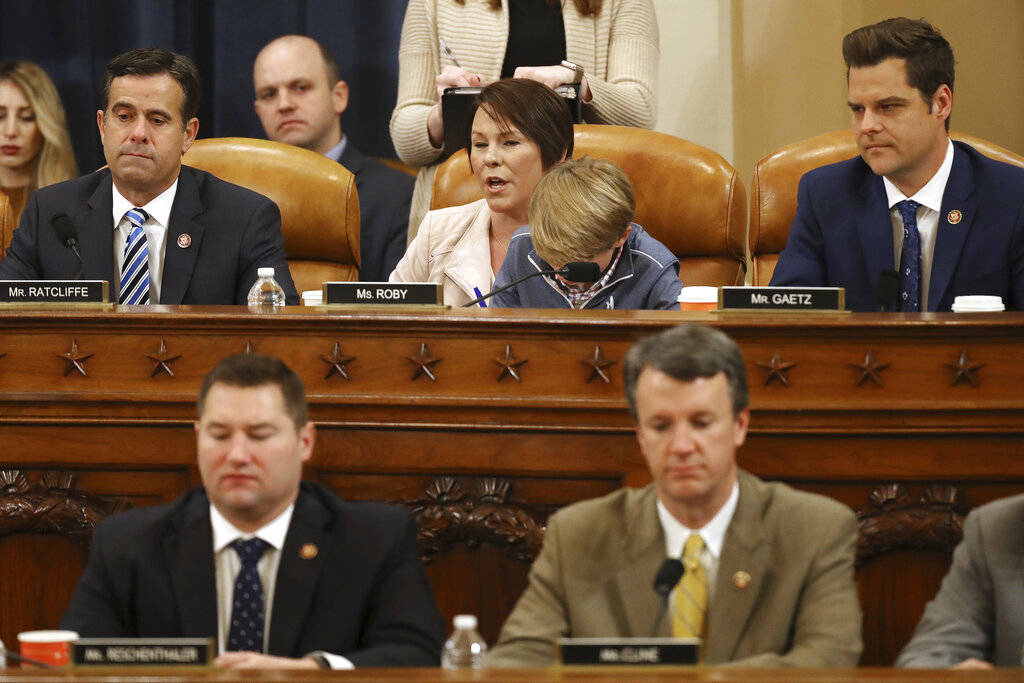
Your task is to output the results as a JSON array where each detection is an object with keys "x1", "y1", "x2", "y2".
[{"x1": 560, "y1": 59, "x2": 585, "y2": 83}]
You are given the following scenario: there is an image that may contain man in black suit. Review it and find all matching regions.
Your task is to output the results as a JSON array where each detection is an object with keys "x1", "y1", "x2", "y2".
[
  {"x1": 0, "y1": 48, "x2": 298, "y2": 305},
  {"x1": 253, "y1": 35, "x2": 412, "y2": 282},
  {"x1": 61, "y1": 354, "x2": 445, "y2": 669}
]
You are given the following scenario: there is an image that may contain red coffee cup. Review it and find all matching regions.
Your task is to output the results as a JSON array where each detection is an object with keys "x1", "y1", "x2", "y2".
[{"x1": 17, "y1": 630, "x2": 78, "y2": 668}]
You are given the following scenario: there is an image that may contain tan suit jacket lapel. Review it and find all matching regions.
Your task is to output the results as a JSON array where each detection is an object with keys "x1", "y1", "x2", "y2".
[
  {"x1": 442, "y1": 202, "x2": 493, "y2": 303},
  {"x1": 705, "y1": 471, "x2": 773, "y2": 663}
]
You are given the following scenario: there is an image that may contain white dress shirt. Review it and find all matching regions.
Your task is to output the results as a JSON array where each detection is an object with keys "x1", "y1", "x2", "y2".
[
  {"x1": 657, "y1": 481, "x2": 739, "y2": 598},
  {"x1": 209, "y1": 504, "x2": 353, "y2": 669},
  {"x1": 111, "y1": 180, "x2": 176, "y2": 303},
  {"x1": 884, "y1": 138, "x2": 955, "y2": 311}
]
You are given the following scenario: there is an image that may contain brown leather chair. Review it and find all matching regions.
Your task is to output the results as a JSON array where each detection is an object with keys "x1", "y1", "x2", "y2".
[
  {"x1": 432, "y1": 124, "x2": 747, "y2": 286},
  {"x1": 0, "y1": 189, "x2": 12, "y2": 258},
  {"x1": 183, "y1": 137, "x2": 360, "y2": 293},
  {"x1": 749, "y1": 130, "x2": 1024, "y2": 285}
]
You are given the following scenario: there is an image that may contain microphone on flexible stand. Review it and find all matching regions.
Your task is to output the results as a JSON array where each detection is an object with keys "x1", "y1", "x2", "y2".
[
  {"x1": 462, "y1": 261, "x2": 602, "y2": 307},
  {"x1": 649, "y1": 558, "x2": 685, "y2": 637},
  {"x1": 0, "y1": 645, "x2": 56, "y2": 669},
  {"x1": 876, "y1": 269, "x2": 901, "y2": 312},
  {"x1": 51, "y1": 213, "x2": 84, "y2": 280}
]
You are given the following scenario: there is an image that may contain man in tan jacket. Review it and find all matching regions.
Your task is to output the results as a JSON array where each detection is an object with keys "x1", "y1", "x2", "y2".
[{"x1": 488, "y1": 324, "x2": 862, "y2": 667}]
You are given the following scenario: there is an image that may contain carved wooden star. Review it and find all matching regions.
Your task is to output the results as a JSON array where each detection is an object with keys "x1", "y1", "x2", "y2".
[
  {"x1": 407, "y1": 343, "x2": 442, "y2": 381},
  {"x1": 145, "y1": 339, "x2": 181, "y2": 378},
  {"x1": 493, "y1": 344, "x2": 528, "y2": 383},
  {"x1": 849, "y1": 350, "x2": 890, "y2": 386},
  {"x1": 320, "y1": 342, "x2": 356, "y2": 380},
  {"x1": 58, "y1": 339, "x2": 94, "y2": 377},
  {"x1": 0, "y1": 351, "x2": 6, "y2": 363},
  {"x1": 581, "y1": 345, "x2": 616, "y2": 384},
  {"x1": 757, "y1": 350, "x2": 797, "y2": 387},
  {"x1": 946, "y1": 348, "x2": 984, "y2": 387},
  {"x1": 243, "y1": 339, "x2": 256, "y2": 354}
]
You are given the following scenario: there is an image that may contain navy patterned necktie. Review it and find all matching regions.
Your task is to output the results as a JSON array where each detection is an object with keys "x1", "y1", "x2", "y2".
[
  {"x1": 118, "y1": 207, "x2": 151, "y2": 305},
  {"x1": 896, "y1": 200, "x2": 922, "y2": 312},
  {"x1": 227, "y1": 538, "x2": 271, "y2": 652}
]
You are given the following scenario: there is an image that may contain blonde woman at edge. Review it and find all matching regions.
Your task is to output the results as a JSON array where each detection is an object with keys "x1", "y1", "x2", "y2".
[
  {"x1": 0, "y1": 61, "x2": 78, "y2": 228},
  {"x1": 390, "y1": 0, "x2": 658, "y2": 241},
  {"x1": 389, "y1": 78, "x2": 573, "y2": 307}
]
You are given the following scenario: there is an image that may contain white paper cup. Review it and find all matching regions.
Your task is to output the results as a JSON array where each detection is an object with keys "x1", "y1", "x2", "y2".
[
  {"x1": 18, "y1": 630, "x2": 78, "y2": 667},
  {"x1": 951, "y1": 295, "x2": 1004, "y2": 312},
  {"x1": 678, "y1": 286, "x2": 719, "y2": 311},
  {"x1": 301, "y1": 290, "x2": 323, "y2": 306}
]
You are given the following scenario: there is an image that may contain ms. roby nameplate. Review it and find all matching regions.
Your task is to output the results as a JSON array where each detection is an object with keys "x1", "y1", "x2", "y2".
[{"x1": 323, "y1": 282, "x2": 443, "y2": 306}]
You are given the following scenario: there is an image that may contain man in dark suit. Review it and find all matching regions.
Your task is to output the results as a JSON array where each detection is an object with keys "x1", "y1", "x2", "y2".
[
  {"x1": 253, "y1": 35, "x2": 412, "y2": 282},
  {"x1": 771, "y1": 18, "x2": 1024, "y2": 312},
  {"x1": 61, "y1": 354, "x2": 445, "y2": 669},
  {"x1": 0, "y1": 48, "x2": 298, "y2": 305}
]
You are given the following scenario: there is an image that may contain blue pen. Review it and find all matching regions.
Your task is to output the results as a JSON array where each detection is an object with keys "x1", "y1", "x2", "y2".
[{"x1": 473, "y1": 286, "x2": 488, "y2": 307}]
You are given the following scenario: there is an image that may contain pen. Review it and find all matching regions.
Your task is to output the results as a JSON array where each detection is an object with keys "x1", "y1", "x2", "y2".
[
  {"x1": 440, "y1": 38, "x2": 462, "y2": 68},
  {"x1": 473, "y1": 286, "x2": 488, "y2": 307}
]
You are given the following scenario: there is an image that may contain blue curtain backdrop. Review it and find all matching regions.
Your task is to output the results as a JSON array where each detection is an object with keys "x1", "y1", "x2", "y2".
[{"x1": 0, "y1": 0, "x2": 409, "y2": 173}]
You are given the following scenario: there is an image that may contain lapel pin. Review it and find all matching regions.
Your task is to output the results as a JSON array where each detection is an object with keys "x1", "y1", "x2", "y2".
[
  {"x1": 732, "y1": 570, "x2": 751, "y2": 589},
  {"x1": 177, "y1": 233, "x2": 192, "y2": 248},
  {"x1": 947, "y1": 209, "x2": 962, "y2": 225},
  {"x1": 300, "y1": 543, "x2": 318, "y2": 560}
]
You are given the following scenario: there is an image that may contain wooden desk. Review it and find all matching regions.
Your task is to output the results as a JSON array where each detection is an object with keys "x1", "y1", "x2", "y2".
[{"x1": 2, "y1": 307, "x2": 1023, "y2": 665}]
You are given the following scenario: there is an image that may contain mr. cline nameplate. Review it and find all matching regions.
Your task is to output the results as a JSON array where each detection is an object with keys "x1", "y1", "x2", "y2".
[
  {"x1": 0, "y1": 280, "x2": 108, "y2": 303},
  {"x1": 323, "y1": 282, "x2": 443, "y2": 305},
  {"x1": 559, "y1": 638, "x2": 699, "y2": 666},
  {"x1": 72, "y1": 638, "x2": 213, "y2": 666},
  {"x1": 720, "y1": 286, "x2": 845, "y2": 311}
]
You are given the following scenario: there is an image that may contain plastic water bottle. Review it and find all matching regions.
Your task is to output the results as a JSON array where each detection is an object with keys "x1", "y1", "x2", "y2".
[
  {"x1": 1, "y1": 636, "x2": 5, "y2": 668},
  {"x1": 247, "y1": 267, "x2": 286, "y2": 309},
  {"x1": 441, "y1": 614, "x2": 487, "y2": 669}
]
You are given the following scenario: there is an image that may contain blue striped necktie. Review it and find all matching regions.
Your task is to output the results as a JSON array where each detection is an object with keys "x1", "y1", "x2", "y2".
[
  {"x1": 896, "y1": 200, "x2": 921, "y2": 312},
  {"x1": 119, "y1": 207, "x2": 151, "y2": 305}
]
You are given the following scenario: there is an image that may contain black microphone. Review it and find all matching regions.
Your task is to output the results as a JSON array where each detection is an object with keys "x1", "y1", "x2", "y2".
[
  {"x1": 876, "y1": 269, "x2": 900, "y2": 312},
  {"x1": 51, "y1": 212, "x2": 84, "y2": 280},
  {"x1": 0, "y1": 646, "x2": 56, "y2": 668},
  {"x1": 650, "y1": 558, "x2": 685, "y2": 637},
  {"x1": 462, "y1": 261, "x2": 602, "y2": 307}
]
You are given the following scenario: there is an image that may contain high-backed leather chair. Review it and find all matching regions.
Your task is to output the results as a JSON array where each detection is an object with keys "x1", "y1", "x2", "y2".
[
  {"x1": 183, "y1": 137, "x2": 360, "y2": 292},
  {"x1": 749, "y1": 130, "x2": 1024, "y2": 285},
  {"x1": 0, "y1": 189, "x2": 13, "y2": 258},
  {"x1": 433, "y1": 124, "x2": 747, "y2": 286}
]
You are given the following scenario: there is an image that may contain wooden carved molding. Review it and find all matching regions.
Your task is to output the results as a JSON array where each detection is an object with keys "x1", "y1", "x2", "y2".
[
  {"x1": 0, "y1": 470, "x2": 129, "y2": 545},
  {"x1": 757, "y1": 350, "x2": 796, "y2": 387},
  {"x1": 408, "y1": 477, "x2": 546, "y2": 565},
  {"x1": 855, "y1": 483, "x2": 964, "y2": 567}
]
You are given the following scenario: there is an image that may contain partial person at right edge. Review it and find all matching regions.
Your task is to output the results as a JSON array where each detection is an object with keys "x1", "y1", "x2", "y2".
[
  {"x1": 770, "y1": 17, "x2": 1024, "y2": 312},
  {"x1": 253, "y1": 35, "x2": 413, "y2": 282},
  {"x1": 897, "y1": 492, "x2": 1024, "y2": 669},
  {"x1": 391, "y1": 0, "x2": 659, "y2": 241},
  {"x1": 492, "y1": 157, "x2": 681, "y2": 309}
]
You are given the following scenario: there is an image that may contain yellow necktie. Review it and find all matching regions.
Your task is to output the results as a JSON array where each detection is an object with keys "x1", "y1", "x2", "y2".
[{"x1": 672, "y1": 534, "x2": 708, "y2": 639}]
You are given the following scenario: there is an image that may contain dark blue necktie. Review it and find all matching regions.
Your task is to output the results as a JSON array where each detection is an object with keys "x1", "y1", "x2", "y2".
[
  {"x1": 227, "y1": 538, "x2": 270, "y2": 652},
  {"x1": 896, "y1": 200, "x2": 922, "y2": 312}
]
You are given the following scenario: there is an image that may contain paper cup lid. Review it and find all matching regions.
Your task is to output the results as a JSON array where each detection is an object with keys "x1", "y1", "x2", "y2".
[
  {"x1": 301, "y1": 290, "x2": 323, "y2": 301},
  {"x1": 952, "y1": 295, "x2": 1004, "y2": 311},
  {"x1": 18, "y1": 630, "x2": 79, "y2": 642},
  {"x1": 678, "y1": 286, "x2": 719, "y2": 303}
]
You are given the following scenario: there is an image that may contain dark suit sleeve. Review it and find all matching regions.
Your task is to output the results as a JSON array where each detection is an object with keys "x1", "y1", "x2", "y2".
[
  {"x1": 344, "y1": 511, "x2": 445, "y2": 667},
  {"x1": 380, "y1": 187, "x2": 412, "y2": 281},
  {"x1": 236, "y1": 199, "x2": 300, "y2": 305},
  {"x1": 770, "y1": 174, "x2": 829, "y2": 287},
  {"x1": 1009, "y1": 201, "x2": 1024, "y2": 311},
  {"x1": 0, "y1": 192, "x2": 43, "y2": 279},
  {"x1": 59, "y1": 517, "x2": 132, "y2": 636}
]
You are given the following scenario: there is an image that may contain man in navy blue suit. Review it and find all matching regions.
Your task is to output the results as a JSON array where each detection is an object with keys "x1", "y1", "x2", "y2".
[
  {"x1": 0, "y1": 48, "x2": 299, "y2": 305},
  {"x1": 771, "y1": 18, "x2": 1024, "y2": 312},
  {"x1": 253, "y1": 35, "x2": 413, "y2": 282}
]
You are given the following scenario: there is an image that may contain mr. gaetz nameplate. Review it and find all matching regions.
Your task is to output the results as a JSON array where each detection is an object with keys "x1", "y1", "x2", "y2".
[
  {"x1": 720, "y1": 286, "x2": 845, "y2": 311},
  {"x1": 72, "y1": 638, "x2": 213, "y2": 667},
  {"x1": 0, "y1": 280, "x2": 109, "y2": 303},
  {"x1": 559, "y1": 638, "x2": 699, "y2": 666},
  {"x1": 323, "y1": 282, "x2": 443, "y2": 306}
]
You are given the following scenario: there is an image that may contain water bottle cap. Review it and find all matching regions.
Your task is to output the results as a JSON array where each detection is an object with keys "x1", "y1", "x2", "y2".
[
  {"x1": 453, "y1": 614, "x2": 477, "y2": 630},
  {"x1": 257, "y1": 267, "x2": 275, "y2": 277}
]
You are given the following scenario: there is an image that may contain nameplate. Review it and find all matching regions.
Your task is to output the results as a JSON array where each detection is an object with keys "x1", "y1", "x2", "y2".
[
  {"x1": 558, "y1": 638, "x2": 699, "y2": 666},
  {"x1": 0, "y1": 280, "x2": 108, "y2": 303},
  {"x1": 72, "y1": 638, "x2": 213, "y2": 667},
  {"x1": 323, "y1": 282, "x2": 443, "y2": 306},
  {"x1": 720, "y1": 286, "x2": 845, "y2": 311}
]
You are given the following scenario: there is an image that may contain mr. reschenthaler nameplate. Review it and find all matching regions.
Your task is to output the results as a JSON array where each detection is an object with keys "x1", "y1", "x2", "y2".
[
  {"x1": 72, "y1": 638, "x2": 213, "y2": 667},
  {"x1": 0, "y1": 280, "x2": 108, "y2": 303}
]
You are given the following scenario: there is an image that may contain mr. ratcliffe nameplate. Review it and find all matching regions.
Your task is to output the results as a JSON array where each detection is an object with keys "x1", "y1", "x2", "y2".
[
  {"x1": 720, "y1": 286, "x2": 845, "y2": 311},
  {"x1": 72, "y1": 638, "x2": 213, "y2": 667},
  {"x1": 323, "y1": 281, "x2": 443, "y2": 305},
  {"x1": 559, "y1": 638, "x2": 699, "y2": 666},
  {"x1": 0, "y1": 280, "x2": 109, "y2": 303}
]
